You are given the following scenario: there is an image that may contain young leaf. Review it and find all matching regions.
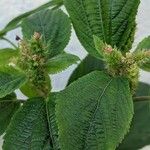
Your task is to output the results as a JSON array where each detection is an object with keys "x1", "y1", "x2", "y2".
[
  {"x1": 0, "y1": 93, "x2": 20, "y2": 136},
  {"x1": 46, "y1": 93, "x2": 59, "y2": 149},
  {"x1": 0, "y1": 48, "x2": 18, "y2": 66},
  {"x1": 46, "y1": 53, "x2": 80, "y2": 74},
  {"x1": 136, "y1": 36, "x2": 150, "y2": 50},
  {"x1": 118, "y1": 82, "x2": 150, "y2": 150},
  {"x1": 3, "y1": 98, "x2": 50, "y2": 150},
  {"x1": 56, "y1": 71, "x2": 133, "y2": 150},
  {"x1": 0, "y1": 0, "x2": 63, "y2": 38},
  {"x1": 135, "y1": 36, "x2": 150, "y2": 71},
  {"x1": 0, "y1": 66, "x2": 27, "y2": 98},
  {"x1": 93, "y1": 35, "x2": 105, "y2": 57},
  {"x1": 64, "y1": 0, "x2": 140, "y2": 58},
  {"x1": 21, "y1": 9, "x2": 71, "y2": 58},
  {"x1": 68, "y1": 55, "x2": 105, "y2": 85}
]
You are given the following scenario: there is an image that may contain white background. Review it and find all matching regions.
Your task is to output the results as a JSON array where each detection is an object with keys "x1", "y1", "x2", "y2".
[{"x1": 0, "y1": 0, "x2": 150, "y2": 149}]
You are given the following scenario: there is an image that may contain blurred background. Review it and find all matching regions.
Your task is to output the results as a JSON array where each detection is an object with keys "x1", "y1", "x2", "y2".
[{"x1": 0, "y1": 0, "x2": 150, "y2": 149}]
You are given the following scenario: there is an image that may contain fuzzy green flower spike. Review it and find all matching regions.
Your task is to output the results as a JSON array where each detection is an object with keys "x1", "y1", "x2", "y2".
[
  {"x1": 94, "y1": 36, "x2": 150, "y2": 93},
  {"x1": 16, "y1": 32, "x2": 79, "y2": 98},
  {"x1": 18, "y1": 32, "x2": 50, "y2": 97}
]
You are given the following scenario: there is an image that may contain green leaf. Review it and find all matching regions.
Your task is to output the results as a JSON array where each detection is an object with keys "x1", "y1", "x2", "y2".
[
  {"x1": 3, "y1": 96, "x2": 60, "y2": 150},
  {"x1": 135, "y1": 36, "x2": 150, "y2": 71},
  {"x1": 118, "y1": 82, "x2": 150, "y2": 150},
  {"x1": 64, "y1": 0, "x2": 140, "y2": 58},
  {"x1": 68, "y1": 55, "x2": 105, "y2": 85},
  {"x1": 0, "y1": 66, "x2": 27, "y2": 98},
  {"x1": 3, "y1": 98, "x2": 51, "y2": 150},
  {"x1": 93, "y1": 35, "x2": 105, "y2": 57},
  {"x1": 56, "y1": 71, "x2": 133, "y2": 150},
  {"x1": 46, "y1": 52, "x2": 80, "y2": 74},
  {"x1": 0, "y1": 0, "x2": 63, "y2": 38},
  {"x1": 21, "y1": 9, "x2": 71, "y2": 58},
  {"x1": 0, "y1": 93, "x2": 20, "y2": 136},
  {"x1": 0, "y1": 48, "x2": 18, "y2": 66},
  {"x1": 136, "y1": 36, "x2": 150, "y2": 50},
  {"x1": 46, "y1": 93, "x2": 59, "y2": 149}
]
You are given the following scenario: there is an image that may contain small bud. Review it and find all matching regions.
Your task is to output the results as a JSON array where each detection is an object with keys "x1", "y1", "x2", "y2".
[
  {"x1": 126, "y1": 52, "x2": 132, "y2": 58},
  {"x1": 104, "y1": 45, "x2": 113, "y2": 53},
  {"x1": 33, "y1": 32, "x2": 41, "y2": 40},
  {"x1": 32, "y1": 54, "x2": 38, "y2": 61}
]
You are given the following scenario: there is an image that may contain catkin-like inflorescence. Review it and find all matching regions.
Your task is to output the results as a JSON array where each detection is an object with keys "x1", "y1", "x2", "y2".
[
  {"x1": 101, "y1": 45, "x2": 150, "y2": 93},
  {"x1": 18, "y1": 32, "x2": 49, "y2": 96}
]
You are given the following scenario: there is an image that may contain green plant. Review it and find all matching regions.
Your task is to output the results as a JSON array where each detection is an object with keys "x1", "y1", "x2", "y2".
[{"x1": 0, "y1": 0, "x2": 150, "y2": 150}]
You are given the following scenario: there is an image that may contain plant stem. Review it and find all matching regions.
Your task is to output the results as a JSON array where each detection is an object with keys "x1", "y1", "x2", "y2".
[
  {"x1": 1, "y1": 37, "x2": 18, "y2": 49},
  {"x1": 133, "y1": 96, "x2": 150, "y2": 102},
  {"x1": 0, "y1": 99, "x2": 26, "y2": 103}
]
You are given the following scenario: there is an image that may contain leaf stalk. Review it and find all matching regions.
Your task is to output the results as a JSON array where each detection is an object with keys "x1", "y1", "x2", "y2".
[{"x1": 133, "y1": 96, "x2": 150, "y2": 102}]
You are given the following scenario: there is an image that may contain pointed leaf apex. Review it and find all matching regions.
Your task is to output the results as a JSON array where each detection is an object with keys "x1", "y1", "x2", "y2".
[{"x1": 93, "y1": 35, "x2": 105, "y2": 58}]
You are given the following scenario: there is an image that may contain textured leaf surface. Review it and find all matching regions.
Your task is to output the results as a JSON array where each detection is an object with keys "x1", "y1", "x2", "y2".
[
  {"x1": 0, "y1": 48, "x2": 18, "y2": 66},
  {"x1": 0, "y1": 0, "x2": 63, "y2": 37},
  {"x1": 46, "y1": 93, "x2": 59, "y2": 149},
  {"x1": 56, "y1": 71, "x2": 133, "y2": 150},
  {"x1": 0, "y1": 66, "x2": 27, "y2": 98},
  {"x1": 118, "y1": 82, "x2": 150, "y2": 150},
  {"x1": 68, "y1": 55, "x2": 105, "y2": 84},
  {"x1": 22, "y1": 9, "x2": 71, "y2": 58},
  {"x1": 3, "y1": 98, "x2": 51, "y2": 150},
  {"x1": 136, "y1": 36, "x2": 150, "y2": 50},
  {"x1": 0, "y1": 93, "x2": 20, "y2": 136},
  {"x1": 135, "y1": 36, "x2": 150, "y2": 71},
  {"x1": 93, "y1": 35, "x2": 105, "y2": 57},
  {"x1": 64, "y1": 0, "x2": 140, "y2": 58},
  {"x1": 46, "y1": 53, "x2": 80, "y2": 74}
]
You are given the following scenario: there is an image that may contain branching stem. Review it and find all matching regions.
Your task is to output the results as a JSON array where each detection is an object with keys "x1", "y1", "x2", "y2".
[{"x1": 133, "y1": 96, "x2": 150, "y2": 102}]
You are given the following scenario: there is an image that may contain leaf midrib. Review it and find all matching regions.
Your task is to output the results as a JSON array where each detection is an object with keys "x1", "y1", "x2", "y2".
[
  {"x1": 98, "y1": 0, "x2": 105, "y2": 41},
  {"x1": 46, "y1": 101, "x2": 56, "y2": 150},
  {"x1": 82, "y1": 78, "x2": 113, "y2": 149},
  {"x1": 24, "y1": 103, "x2": 45, "y2": 150},
  {"x1": 80, "y1": 0, "x2": 93, "y2": 35}
]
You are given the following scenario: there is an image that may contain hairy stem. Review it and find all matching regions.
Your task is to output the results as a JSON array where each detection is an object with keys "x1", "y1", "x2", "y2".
[{"x1": 133, "y1": 96, "x2": 150, "y2": 102}]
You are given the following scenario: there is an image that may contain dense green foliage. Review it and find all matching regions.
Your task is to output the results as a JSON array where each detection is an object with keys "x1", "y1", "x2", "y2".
[
  {"x1": 0, "y1": 5, "x2": 78, "y2": 149},
  {"x1": 3, "y1": 98, "x2": 50, "y2": 150},
  {"x1": 0, "y1": 0, "x2": 150, "y2": 150},
  {"x1": 68, "y1": 55, "x2": 150, "y2": 150},
  {"x1": 64, "y1": 0, "x2": 140, "y2": 58},
  {"x1": 56, "y1": 71, "x2": 133, "y2": 150}
]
